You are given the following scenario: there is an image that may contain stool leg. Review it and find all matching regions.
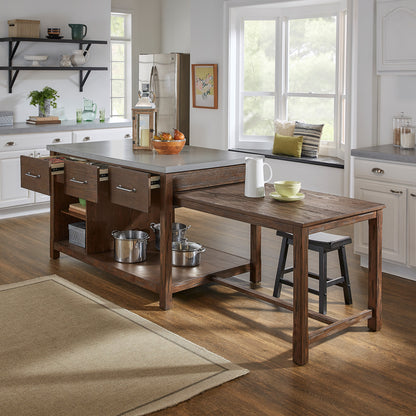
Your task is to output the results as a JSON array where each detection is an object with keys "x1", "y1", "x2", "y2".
[
  {"x1": 338, "y1": 246, "x2": 353, "y2": 305},
  {"x1": 273, "y1": 237, "x2": 289, "y2": 297},
  {"x1": 318, "y1": 248, "x2": 327, "y2": 315}
]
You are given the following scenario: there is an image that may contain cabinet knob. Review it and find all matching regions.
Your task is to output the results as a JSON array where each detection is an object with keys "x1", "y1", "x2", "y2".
[
  {"x1": 390, "y1": 189, "x2": 403, "y2": 194},
  {"x1": 124, "y1": 134, "x2": 131, "y2": 139},
  {"x1": 371, "y1": 167, "x2": 384, "y2": 175},
  {"x1": 53, "y1": 138, "x2": 61, "y2": 143},
  {"x1": 5, "y1": 141, "x2": 15, "y2": 146},
  {"x1": 83, "y1": 136, "x2": 91, "y2": 141}
]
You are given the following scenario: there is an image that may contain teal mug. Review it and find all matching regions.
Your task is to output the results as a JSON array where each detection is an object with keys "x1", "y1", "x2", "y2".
[{"x1": 69, "y1": 24, "x2": 87, "y2": 40}]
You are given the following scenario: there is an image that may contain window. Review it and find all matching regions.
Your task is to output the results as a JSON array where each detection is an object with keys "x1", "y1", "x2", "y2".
[
  {"x1": 111, "y1": 12, "x2": 132, "y2": 119},
  {"x1": 229, "y1": 2, "x2": 348, "y2": 158}
]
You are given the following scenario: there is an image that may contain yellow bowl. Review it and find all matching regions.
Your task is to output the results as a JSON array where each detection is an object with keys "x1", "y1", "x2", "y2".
[
  {"x1": 152, "y1": 139, "x2": 185, "y2": 155},
  {"x1": 274, "y1": 181, "x2": 301, "y2": 197}
]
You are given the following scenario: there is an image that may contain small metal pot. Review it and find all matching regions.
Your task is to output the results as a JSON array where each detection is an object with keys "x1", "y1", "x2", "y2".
[
  {"x1": 172, "y1": 241, "x2": 206, "y2": 267},
  {"x1": 150, "y1": 222, "x2": 191, "y2": 250},
  {"x1": 112, "y1": 230, "x2": 150, "y2": 263}
]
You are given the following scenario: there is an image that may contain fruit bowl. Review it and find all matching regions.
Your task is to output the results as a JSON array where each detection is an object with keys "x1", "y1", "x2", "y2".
[{"x1": 152, "y1": 139, "x2": 186, "y2": 155}]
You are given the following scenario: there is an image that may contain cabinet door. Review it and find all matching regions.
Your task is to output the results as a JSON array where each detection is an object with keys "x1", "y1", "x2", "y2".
[
  {"x1": 0, "y1": 150, "x2": 35, "y2": 208},
  {"x1": 377, "y1": 0, "x2": 416, "y2": 72},
  {"x1": 354, "y1": 179, "x2": 406, "y2": 263},
  {"x1": 407, "y1": 187, "x2": 416, "y2": 267},
  {"x1": 72, "y1": 127, "x2": 132, "y2": 143}
]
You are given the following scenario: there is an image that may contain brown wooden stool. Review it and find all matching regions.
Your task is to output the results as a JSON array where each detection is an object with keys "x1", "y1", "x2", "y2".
[{"x1": 273, "y1": 231, "x2": 353, "y2": 315}]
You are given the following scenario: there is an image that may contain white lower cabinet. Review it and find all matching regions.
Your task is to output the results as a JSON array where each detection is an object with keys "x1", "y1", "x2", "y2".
[
  {"x1": 72, "y1": 127, "x2": 132, "y2": 143},
  {"x1": 355, "y1": 178, "x2": 406, "y2": 263},
  {"x1": 354, "y1": 157, "x2": 416, "y2": 280},
  {"x1": 0, "y1": 149, "x2": 34, "y2": 208},
  {"x1": 407, "y1": 187, "x2": 416, "y2": 268}
]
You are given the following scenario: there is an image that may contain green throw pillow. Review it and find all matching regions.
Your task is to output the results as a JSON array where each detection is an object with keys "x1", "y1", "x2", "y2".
[{"x1": 272, "y1": 133, "x2": 303, "y2": 158}]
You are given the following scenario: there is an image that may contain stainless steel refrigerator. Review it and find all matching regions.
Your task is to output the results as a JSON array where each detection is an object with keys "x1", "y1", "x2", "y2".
[{"x1": 138, "y1": 53, "x2": 190, "y2": 142}]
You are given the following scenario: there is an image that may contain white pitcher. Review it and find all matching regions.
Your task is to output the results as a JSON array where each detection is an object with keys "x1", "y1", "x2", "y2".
[{"x1": 244, "y1": 157, "x2": 273, "y2": 198}]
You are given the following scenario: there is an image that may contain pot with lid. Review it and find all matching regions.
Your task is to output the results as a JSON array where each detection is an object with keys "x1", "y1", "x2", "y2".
[
  {"x1": 172, "y1": 241, "x2": 206, "y2": 267},
  {"x1": 150, "y1": 222, "x2": 190, "y2": 250}
]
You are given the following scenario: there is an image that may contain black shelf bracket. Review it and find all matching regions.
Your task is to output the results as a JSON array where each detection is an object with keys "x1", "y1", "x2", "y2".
[{"x1": 79, "y1": 70, "x2": 92, "y2": 92}]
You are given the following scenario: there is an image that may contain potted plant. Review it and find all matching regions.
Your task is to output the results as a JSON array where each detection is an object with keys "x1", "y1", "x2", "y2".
[{"x1": 28, "y1": 86, "x2": 59, "y2": 117}]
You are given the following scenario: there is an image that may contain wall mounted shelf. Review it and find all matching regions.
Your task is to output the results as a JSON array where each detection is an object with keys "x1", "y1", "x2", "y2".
[{"x1": 0, "y1": 37, "x2": 108, "y2": 93}]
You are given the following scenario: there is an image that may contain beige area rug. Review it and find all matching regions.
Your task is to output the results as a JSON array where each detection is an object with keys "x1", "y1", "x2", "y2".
[{"x1": 0, "y1": 275, "x2": 248, "y2": 416}]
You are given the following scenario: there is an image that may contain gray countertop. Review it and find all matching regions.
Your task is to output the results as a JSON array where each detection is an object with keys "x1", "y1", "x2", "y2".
[
  {"x1": 47, "y1": 139, "x2": 253, "y2": 173},
  {"x1": 351, "y1": 144, "x2": 416, "y2": 164},
  {"x1": 0, "y1": 118, "x2": 131, "y2": 135}
]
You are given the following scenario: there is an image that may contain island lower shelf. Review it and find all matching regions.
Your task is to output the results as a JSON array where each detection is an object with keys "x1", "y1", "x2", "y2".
[{"x1": 54, "y1": 240, "x2": 250, "y2": 293}]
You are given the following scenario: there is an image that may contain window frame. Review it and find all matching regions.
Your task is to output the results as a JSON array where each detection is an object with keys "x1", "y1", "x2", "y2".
[
  {"x1": 110, "y1": 11, "x2": 132, "y2": 119},
  {"x1": 228, "y1": 1, "x2": 348, "y2": 159}
]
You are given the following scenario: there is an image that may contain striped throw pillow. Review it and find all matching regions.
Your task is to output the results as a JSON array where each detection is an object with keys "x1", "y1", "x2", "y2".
[{"x1": 293, "y1": 122, "x2": 324, "y2": 158}]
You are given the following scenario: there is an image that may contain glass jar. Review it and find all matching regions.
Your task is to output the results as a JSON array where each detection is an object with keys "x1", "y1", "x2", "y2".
[
  {"x1": 400, "y1": 123, "x2": 416, "y2": 149},
  {"x1": 393, "y1": 112, "x2": 412, "y2": 147}
]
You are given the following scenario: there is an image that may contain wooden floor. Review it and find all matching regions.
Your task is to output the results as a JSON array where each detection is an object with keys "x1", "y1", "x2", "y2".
[{"x1": 1, "y1": 208, "x2": 415, "y2": 416}]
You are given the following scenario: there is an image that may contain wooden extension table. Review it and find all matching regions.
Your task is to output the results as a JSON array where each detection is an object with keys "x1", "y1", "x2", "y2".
[{"x1": 174, "y1": 183, "x2": 385, "y2": 366}]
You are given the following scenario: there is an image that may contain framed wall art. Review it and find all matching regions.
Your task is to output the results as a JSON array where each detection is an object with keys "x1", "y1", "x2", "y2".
[{"x1": 192, "y1": 64, "x2": 218, "y2": 109}]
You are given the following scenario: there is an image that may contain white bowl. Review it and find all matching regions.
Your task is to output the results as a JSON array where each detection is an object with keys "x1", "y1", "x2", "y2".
[{"x1": 24, "y1": 55, "x2": 48, "y2": 66}]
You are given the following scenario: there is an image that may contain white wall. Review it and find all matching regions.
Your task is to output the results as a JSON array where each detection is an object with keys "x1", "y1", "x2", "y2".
[
  {"x1": 112, "y1": 0, "x2": 162, "y2": 106},
  {"x1": 0, "y1": 0, "x2": 111, "y2": 122},
  {"x1": 160, "y1": 0, "x2": 191, "y2": 53}
]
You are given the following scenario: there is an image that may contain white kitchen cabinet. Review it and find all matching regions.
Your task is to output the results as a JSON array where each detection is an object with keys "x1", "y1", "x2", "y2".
[
  {"x1": 377, "y1": 0, "x2": 416, "y2": 73},
  {"x1": 407, "y1": 187, "x2": 416, "y2": 268},
  {"x1": 355, "y1": 178, "x2": 406, "y2": 263},
  {"x1": 354, "y1": 157, "x2": 416, "y2": 280},
  {"x1": 0, "y1": 149, "x2": 35, "y2": 208},
  {"x1": 72, "y1": 127, "x2": 132, "y2": 143}
]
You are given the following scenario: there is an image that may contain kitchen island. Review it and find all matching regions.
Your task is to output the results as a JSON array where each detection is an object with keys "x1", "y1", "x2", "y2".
[{"x1": 21, "y1": 140, "x2": 384, "y2": 365}]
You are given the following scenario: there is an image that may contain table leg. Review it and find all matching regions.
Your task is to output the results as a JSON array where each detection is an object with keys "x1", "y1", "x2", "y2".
[
  {"x1": 250, "y1": 224, "x2": 261, "y2": 288},
  {"x1": 292, "y1": 227, "x2": 309, "y2": 365},
  {"x1": 159, "y1": 175, "x2": 173, "y2": 310},
  {"x1": 368, "y1": 210, "x2": 383, "y2": 331}
]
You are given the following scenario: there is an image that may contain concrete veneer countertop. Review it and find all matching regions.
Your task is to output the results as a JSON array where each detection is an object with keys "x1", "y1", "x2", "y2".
[
  {"x1": 351, "y1": 144, "x2": 416, "y2": 164},
  {"x1": 0, "y1": 118, "x2": 131, "y2": 135}
]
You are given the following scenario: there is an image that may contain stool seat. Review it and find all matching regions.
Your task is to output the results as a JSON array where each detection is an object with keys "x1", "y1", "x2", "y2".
[{"x1": 273, "y1": 231, "x2": 353, "y2": 315}]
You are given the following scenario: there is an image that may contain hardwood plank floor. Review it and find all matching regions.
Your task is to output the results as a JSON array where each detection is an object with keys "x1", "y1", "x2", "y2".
[{"x1": 1, "y1": 209, "x2": 415, "y2": 415}]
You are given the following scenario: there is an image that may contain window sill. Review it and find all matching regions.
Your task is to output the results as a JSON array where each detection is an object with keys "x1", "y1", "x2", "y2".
[{"x1": 229, "y1": 148, "x2": 344, "y2": 169}]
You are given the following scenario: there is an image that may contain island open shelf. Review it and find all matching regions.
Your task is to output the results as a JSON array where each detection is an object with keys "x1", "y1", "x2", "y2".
[{"x1": 54, "y1": 240, "x2": 250, "y2": 293}]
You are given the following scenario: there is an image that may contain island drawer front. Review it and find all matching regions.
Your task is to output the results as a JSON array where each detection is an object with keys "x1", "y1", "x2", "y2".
[
  {"x1": 20, "y1": 155, "x2": 51, "y2": 195},
  {"x1": 109, "y1": 166, "x2": 151, "y2": 212},
  {"x1": 64, "y1": 160, "x2": 100, "y2": 202}
]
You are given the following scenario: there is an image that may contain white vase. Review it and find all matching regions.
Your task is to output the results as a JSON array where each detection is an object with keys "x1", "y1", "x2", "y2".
[
  {"x1": 39, "y1": 99, "x2": 51, "y2": 117},
  {"x1": 70, "y1": 50, "x2": 89, "y2": 66}
]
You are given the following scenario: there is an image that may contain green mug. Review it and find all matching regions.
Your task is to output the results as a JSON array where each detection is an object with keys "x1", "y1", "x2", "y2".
[{"x1": 69, "y1": 24, "x2": 87, "y2": 40}]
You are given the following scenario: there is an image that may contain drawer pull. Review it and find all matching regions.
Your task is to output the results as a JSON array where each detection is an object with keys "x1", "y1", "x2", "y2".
[
  {"x1": 25, "y1": 172, "x2": 40, "y2": 179},
  {"x1": 70, "y1": 178, "x2": 88, "y2": 185},
  {"x1": 53, "y1": 138, "x2": 61, "y2": 143},
  {"x1": 372, "y1": 168, "x2": 384, "y2": 175},
  {"x1": 390, "y1": 189, "x2": 403, "y2": 194},
  {"x1": 124, "y1": 134, "x2": 131, "y2": 139},
  {"x1": 82, "y1": 136, "x2": 91, "y2": 141},
  {"x1": 5, "y1": 141, "x2": 15, "y2": 146},
  {"x1": 411, "y1": 193, "x2": 416, "y2": 198},
  {"x1": 116, "y1": 185, "x2": 137, "y2": 193}
]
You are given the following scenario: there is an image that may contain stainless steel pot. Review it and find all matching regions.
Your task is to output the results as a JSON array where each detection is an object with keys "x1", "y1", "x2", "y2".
[
  {"x1": 172, "y1": 241, "x2": 206, "y2": 267},
  {"x1": 112, "y1": 230, "x2": 150, "y2": 263},
  {"x1": 150, "y1": 222, "x2": 191, "y2": 250}
]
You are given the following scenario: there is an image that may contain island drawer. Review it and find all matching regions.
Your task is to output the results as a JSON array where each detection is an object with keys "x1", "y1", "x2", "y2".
[
  {"x1": 109, "y1": 166, "x2": 160, "y2": 212},
  {"x1": 20, "y1": 154, "x2": 64, "y2": 195},
  {"x1": 64, "y1": 160, "x2": 105, "y2": 203}
]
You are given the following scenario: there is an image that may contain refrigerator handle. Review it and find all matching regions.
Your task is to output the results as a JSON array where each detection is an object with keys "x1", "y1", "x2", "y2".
[{"x1": 149, "y1": 65, "x2": 157, "y2": 103}]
